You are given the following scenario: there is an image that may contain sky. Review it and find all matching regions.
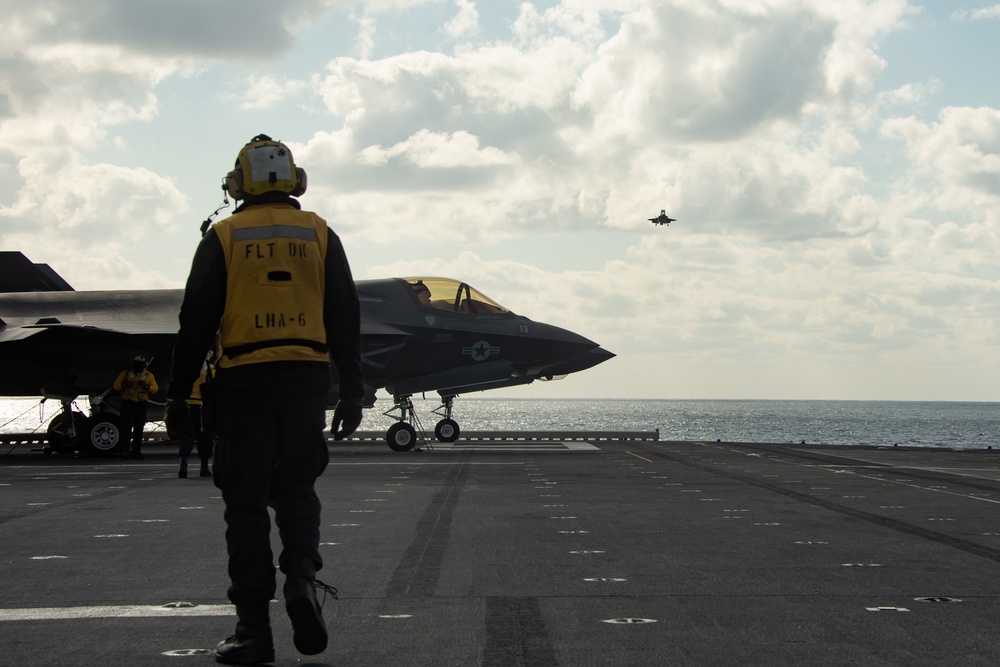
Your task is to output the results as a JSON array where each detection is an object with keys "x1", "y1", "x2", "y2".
[{"x1": 1, "y1": 0, "x2": 999, "y2": 402}]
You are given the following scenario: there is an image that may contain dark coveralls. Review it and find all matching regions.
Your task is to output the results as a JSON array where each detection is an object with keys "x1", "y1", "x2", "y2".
[
  {"x1": 167, "y1": 192, "x2": 364, "y2": 609},
  {"x1": 177, "y1": 405, "x2": 214, "y2": 466},
  {"x1": 178, "y1": 369, "x2": 215, "y2": 473},
  {"x1": 119, "y1": 399, "x2": 148, "y2": 455}
]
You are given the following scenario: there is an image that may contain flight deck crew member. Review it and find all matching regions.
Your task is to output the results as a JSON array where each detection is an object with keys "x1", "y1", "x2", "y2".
[
  {"x1": 113, "y1": 355, "x2": 158, "y2": 459},
  {"x1": 165, "y1": 134, "x2": 364, "y2": 666},
  {"x1": 177, "y1": 361, "x2": 214, "y2": 478}
]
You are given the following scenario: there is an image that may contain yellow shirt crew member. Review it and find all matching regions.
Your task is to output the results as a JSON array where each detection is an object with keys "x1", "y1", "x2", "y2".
[
  {"x1": 113, "y1": 358, "x2": 159, "y2": 402},
  {"x1": 113, "y1": 355, "x2": 159, "y2": 459}
]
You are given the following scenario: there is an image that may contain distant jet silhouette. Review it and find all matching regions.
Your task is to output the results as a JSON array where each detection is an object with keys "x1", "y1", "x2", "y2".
[{"x1": 648, "y1": 210, "x2": 676, "y2": 226}]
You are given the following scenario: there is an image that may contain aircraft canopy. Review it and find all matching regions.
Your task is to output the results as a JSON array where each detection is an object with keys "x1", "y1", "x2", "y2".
[{"x1": 404, "y1": 277, "x2": 509, "y2": 315}]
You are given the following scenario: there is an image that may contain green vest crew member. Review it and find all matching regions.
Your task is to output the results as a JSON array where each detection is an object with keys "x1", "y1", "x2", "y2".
[
  {"x1": 112, "y1": 356, "x2": 158, "y2": 459},
  {"x1": 166, "y1": 134, "x2": 364, "y2": 665}
]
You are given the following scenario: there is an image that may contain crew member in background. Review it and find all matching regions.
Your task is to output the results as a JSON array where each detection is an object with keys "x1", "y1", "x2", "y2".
[
  {"x1": 113, "y1": 355, "x2": 158, "y2": 459},
  {"x1": 165, "y1": 134, "x2": 364, "y2": 665},
  {"x1": 177, "y1": 360, "x2": 214, "y2": 478}
]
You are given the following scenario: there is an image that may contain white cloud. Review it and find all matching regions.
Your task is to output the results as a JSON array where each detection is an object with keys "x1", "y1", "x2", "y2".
[
  {"x1": 305, "y1": 0, "x2": 918, "y2": 247},
  {"x1": 354, "y1": 13, "x2": 377, "y2": 59},
  {"x1": 221, "y1": 75, "x2": 310, "y2": 110},
  {"x1": 0, "y1": 148, "x2": 188, "y2": 288},
  {"x1": 952, "y1": 5, "x2": 1000, "y2": 21},
  {"x1": 360, "y1": 129, "x2": 518, "y2": 168},
  {"x1": 881, "y1": 106, "x2": 1000, "y2": 218},
  {"x1": 444, "y1": 0, "x2": 479, "y2": 39},
  {"x1": 0, "y1": 150, "x2": 186, "y2": 235}
]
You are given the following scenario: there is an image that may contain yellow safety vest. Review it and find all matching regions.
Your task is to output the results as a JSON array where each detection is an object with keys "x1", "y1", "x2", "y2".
[
  {"x1": 213, "y1": 205, "x2": 330, "y2": 369},
  {"x1": 116, "y1": 370, "x2": 156, "y2": 402},
  {"x1": 188, "y1": 366, "x2": 212, "y2": 405}
]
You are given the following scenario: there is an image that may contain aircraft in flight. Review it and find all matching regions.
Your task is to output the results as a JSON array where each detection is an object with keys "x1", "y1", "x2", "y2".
[
  {"x1": 0, "y1": 252, "x2": 613, "y2": 452},
  {"x1": 648, "y1": 210, "x2": 676, "y2": 226}
]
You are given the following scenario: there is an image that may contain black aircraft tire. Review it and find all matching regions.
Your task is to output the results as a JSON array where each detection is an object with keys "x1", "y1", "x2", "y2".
[
  {"x1": 386, "y1": 422, "x2": 416, "y2": 452},
  {"x1": 46, "y1": 411, "x2": 88, "y2": 453},
  {"x1": 434, "y1": 418, "x2": 460, "y2": 442},
  {"x1": 83, "y1": 414, "x2": 123, "y2": 454}
]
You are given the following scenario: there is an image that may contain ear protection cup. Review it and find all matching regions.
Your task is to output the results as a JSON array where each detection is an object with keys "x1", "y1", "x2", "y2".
[
  {"x1": 291, "y1": 167, "x2": 307, "y2": 197},
  {"x1": 223, "y1": 168, "x2": 245, "y2": 200}
]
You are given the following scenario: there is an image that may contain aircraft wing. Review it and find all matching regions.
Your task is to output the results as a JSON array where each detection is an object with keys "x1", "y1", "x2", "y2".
[
  {"x1": 0, "y1": 326, "x2": 46, "y2": 343},
  {"x1": 0, "y1": 320, "x2": 176, "y2": 398}
]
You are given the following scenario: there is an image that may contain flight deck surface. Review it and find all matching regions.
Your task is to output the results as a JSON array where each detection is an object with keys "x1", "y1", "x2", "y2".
[{"x1": 1, "y1": 438, "x2": 999, "y2": 666}]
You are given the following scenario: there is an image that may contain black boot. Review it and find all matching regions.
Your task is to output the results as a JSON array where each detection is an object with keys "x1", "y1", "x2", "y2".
[
  {"x1": 216, "y1": 605, "x2": 274, "y2": 665},
  {"x1": 284, "y1": 559, "x2": 335, "y2": 655},
  {"x1": 178, "y1": 458, "x2": 188, "y2": 478},
  {"x1": 200, "y1": 460, "x2": 212, "y2": 477}
]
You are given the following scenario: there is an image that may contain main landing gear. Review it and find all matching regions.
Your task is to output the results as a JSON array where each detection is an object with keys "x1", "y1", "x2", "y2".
[
  {"x1": 45, "y1": 397, "x2": 124, "y2": 456},
  {"x1": 382, "y1": 394, "x2": 461, "y2": 452}
]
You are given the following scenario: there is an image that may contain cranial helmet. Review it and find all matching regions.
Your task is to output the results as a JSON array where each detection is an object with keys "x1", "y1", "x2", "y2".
[{"x1": 223, "y1": 134, "x2": 307, "y2": 200}]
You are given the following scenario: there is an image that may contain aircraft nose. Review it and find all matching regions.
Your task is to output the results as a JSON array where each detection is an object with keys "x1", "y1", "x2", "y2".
[
  {"x1": 533, "y1": 322, "x2": 600, "y2": 356},
  {"x1": 513, "y1": 321, "x2": 611, "y2": 376},
  {"x1": 536, "y1": 346, "x2": 615, "y2": 379},
  {"x1": 581, "y1": 346, "x2": 616, "y2": 368}
]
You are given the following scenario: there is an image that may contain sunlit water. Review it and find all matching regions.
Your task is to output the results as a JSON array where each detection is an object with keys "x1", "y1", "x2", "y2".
[{"x1": 2, "y1": 397, "x2": 996, "y2": 450}]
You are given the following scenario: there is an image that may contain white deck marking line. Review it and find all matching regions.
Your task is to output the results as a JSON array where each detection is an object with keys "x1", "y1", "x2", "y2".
[
  {"x1": 828, "y1": 470, "x2": 1000, "y2": 505},
  {"x1": 334, "y1": 461, "x2": 525, "y2": 466},
  {"x1": 0, "y1": 604, "x2": 235, "y2": 621},
  {"x1": 434, "y1": 442, "x2": 600, "y2": 451},
  {"x1": 712, "y1": 445, "x2": 1000, "y2": 505},
  {"x1": 2, "y1": 467, "x2": 177, "y2": 473}
]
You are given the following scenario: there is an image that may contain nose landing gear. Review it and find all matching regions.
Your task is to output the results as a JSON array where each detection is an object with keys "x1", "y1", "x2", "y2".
[
  {"x1": 431, "y1": 395, "x2": 460, "y2": 442},
  {"x1": 386, "y1": 421, "x2": 418, "y2": 452},
  {"x1": 382, "y1": 394, "x2": 462, "y2": 451},
  {"x1": 383, "y1": 395, "x2": 422, "y2": 452}
]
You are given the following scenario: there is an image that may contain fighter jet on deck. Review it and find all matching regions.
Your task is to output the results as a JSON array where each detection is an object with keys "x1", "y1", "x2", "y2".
[
  {"x1": 0, "y1": 252, "x2": 613, "y2": 452},
  {"x1": 649, "y1": 210, "x2": 676, "y2": 226}
]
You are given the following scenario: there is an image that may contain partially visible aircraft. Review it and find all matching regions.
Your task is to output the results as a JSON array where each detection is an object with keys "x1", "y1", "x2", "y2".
[
  {"x1": 649, "y1": 210, "x2": 676, "y2": 226},
  {"x1": 0, "y1": 252, "x2": 613, "y2": 452}
]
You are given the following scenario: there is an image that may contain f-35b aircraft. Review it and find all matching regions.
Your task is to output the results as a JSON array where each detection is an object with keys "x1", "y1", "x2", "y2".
[
  {"x1": 0, "y1": 252, "x2": 613, "y2": 452},
  {"x1": 648, "y1": 210, "x2": 676, "y2": 226}
]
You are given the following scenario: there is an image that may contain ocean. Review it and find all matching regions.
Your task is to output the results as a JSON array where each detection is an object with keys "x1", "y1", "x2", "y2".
[{"x1": 1, "y1": 397, "x2": 996, "y2": 450}]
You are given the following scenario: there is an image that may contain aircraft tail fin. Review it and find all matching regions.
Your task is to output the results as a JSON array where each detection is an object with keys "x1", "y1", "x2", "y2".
[{"x1": 0, "y1": 252, "x2": 74, "y2": 292}]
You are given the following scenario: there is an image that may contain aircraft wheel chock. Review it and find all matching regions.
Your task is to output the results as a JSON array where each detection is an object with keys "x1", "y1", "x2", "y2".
[
  {"x1": 84, "y1": 414, "x2": 122, "y2": 454},
  {"x1": 386, "y1": 422, "x2": 416, "y2": 452},
  {"x1": 434, "y1": 418, "x2": 460, "y2": 442}
]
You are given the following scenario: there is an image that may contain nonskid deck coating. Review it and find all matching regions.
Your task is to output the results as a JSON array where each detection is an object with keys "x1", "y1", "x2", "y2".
[{"x1": 1, "y1": 438, "x2": 999, "y2": 666}]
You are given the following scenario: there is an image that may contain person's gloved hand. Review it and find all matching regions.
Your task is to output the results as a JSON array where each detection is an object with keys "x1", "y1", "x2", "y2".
[
  {"x1": 330, "y1": 400, "x2": 363, "y2": 441},
  {"x1": 165, "y1": 399, "x2": 192, "y2": 440}
]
